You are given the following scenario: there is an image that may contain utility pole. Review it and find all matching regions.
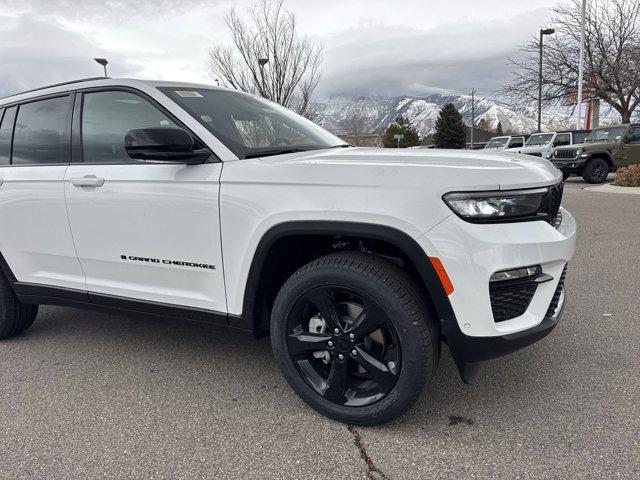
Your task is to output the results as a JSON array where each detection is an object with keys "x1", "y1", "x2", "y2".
[
  {"x1": 575, "y1": 0, "x2": 587, "y2": 129},
  {"x1": 470, "y1": 88, "x2": 475, "y2": 149}
]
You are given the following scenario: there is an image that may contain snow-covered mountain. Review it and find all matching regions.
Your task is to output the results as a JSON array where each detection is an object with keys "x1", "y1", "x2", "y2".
[{"x1": 310, "y1": 93, "x2": 575, "y2": 137}]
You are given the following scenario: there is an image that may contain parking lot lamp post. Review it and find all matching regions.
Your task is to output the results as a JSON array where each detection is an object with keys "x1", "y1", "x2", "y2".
[
  {"x1": 258, "y1": 58, "x2": 269, "y2": 97},
  {"x1": 538, "y1": 28, "x2": 555, "y2": 132},
  {"x1": 94, "y1": 58, "x2": 108, "y2": 77}
]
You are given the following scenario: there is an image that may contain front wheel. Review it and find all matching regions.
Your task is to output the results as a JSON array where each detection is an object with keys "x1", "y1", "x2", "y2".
[
  {"x1": 582, "y1": 158, "x2": 609, "y2": 184},
  {"x1": 270, "y1": 252, "x2": 439, "y2": 425}
]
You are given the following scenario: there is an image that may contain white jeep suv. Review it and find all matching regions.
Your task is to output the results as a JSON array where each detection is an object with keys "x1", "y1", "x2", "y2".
[{"x1": 0, "y1": 78, "x2": 575, "y2": 425}]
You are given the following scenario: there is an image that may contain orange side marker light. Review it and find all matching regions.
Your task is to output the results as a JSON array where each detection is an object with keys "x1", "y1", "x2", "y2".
[{"x1": 429, "y1": 257, "x2": 454, "y2": 296}]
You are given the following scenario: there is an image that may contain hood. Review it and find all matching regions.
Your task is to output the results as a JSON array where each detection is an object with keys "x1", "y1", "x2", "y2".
[
  {"x1": 557, "y1": 140, "x2": 616, "y2": 151},
  {"x1": 255, "y1": 147, "x2": 562, "y2": 192}
]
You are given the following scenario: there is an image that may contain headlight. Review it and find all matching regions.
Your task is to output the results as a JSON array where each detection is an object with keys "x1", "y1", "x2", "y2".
[{"x1": 443, "y1": 187, "x2": 548, "y2": 222}]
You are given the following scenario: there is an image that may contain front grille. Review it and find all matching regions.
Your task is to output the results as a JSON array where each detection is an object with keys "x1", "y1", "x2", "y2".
[
  {"x1": 533, "y1": 181, "x2": 564, "y2": 226},
  {"x1": 490, "y1": 283, "x2": 538, "y2": 322},
  {"x1": 545, "y1": 264, "x2": 568, "y2": 319},
  {"x1": 546, "y1": 182, "x2": 564, "y2": 226},
  {"x1": 554, "y1": 149, "x2": 578, "y2": 159}
]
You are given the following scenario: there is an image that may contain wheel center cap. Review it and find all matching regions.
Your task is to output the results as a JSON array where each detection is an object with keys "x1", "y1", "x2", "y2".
[{"x1": 334, "y1": 337, "x2": 350, "y2": 351}]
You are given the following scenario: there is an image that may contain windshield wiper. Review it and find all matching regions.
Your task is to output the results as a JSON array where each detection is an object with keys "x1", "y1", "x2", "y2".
[
  {"x1": 244, "y1": 144, "x2": 352, "y2": 159},
  {"x1": 244, "y1": 148, "x2": 311, "y2": 159}
]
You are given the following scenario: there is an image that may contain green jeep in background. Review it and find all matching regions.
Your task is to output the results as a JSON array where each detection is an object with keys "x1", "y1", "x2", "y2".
[{"x1": 552, "y1": 124, "x2": 640, "y2": 183}]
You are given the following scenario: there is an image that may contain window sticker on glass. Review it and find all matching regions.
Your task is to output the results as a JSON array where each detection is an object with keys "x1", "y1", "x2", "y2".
[
  {"x1": 175, "y1": 90, "x2": 203, "y2": 98},
  {"x1": 200, "y1": 115, "x2": 212, "y2": 122}
]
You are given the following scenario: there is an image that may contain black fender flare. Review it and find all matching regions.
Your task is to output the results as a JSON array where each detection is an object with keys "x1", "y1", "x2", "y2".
[
  {"x1": 236, "y1": 220, "x2": 457, "y2": 333},
  {"x1": 583, "y1": 150, "x2": 614, "y2": 169}
]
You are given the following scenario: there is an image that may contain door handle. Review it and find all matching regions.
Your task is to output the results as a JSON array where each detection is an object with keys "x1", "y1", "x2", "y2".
[{"x1": 70, "y1": 175, "x2": 105, "y2": 188}]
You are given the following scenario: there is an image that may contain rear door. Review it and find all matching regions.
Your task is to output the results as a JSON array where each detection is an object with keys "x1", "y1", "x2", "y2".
[
  {"x1": 0, "y1": 94, "x2": 86, "y2": 290},
  {"x1": 64, "y1": 88, "x2": 226, "y2": 314},
  {"x1": 622, "y1": 125, "x2": 640, "y2": 166}
]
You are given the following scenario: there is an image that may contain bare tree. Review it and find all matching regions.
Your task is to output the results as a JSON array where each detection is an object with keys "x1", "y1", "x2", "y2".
[
  {"x1": 208, "y1": 0, "x2": 322, "y2": 116},
  {"x1": 343, "y1": 104, "x2": 371, "y2": 146},
  {"x1": 502, "y1": 0, "x2": 640, "y2": 122}
]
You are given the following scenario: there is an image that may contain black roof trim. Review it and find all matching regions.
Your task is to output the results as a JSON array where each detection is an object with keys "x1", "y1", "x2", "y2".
[
  {"x1": 556, "y1": 129, "x2": 591, "y2": 134},
  {"x1": 0, "y1": 77, "x2": 109, "y2": 100}
]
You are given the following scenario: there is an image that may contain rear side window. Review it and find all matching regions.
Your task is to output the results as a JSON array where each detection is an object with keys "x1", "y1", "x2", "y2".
[
  {"x1": 573, "y1": 132, "x2": 589, "y2": 144},
  {"x1": 81, "y1": 90, "x2": 175, "y2": 163},
  {"x1": 508, "y1": 137, "x2": 524, "y2": 148},
  {"x1": 12, "y1": 96, "x2": 72, "y2": 165},
  {"x1": 0, "y1": 106, "x2": 17, "y2": 165}
]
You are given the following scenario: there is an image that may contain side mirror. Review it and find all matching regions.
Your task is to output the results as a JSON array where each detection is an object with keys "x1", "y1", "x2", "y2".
[{"x1": 124, "y1": 127, "x2": 211, "y2": 164}]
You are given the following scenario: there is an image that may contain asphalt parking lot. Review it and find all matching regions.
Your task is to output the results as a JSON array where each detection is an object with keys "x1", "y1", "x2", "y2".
[{"x1": 1, "y1": 178, "x2": 638, "y2": 480}]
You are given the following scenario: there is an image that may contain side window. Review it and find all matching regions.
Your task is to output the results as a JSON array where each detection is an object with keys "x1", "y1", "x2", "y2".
[
  {"x1": 626, "y1": 126, "x2": 640, "y2": 143},
  {"x1": 573, "y1": 132, "x2": 588, "y2": 144},
  {"x1": 82, "y1": 91, "x2": 175, "y2": 163},
  {"x1": 509, "y1": 138, "x2": 524, "y2": 148},
  {"x1": 554, "y1": 133, "x2": 571, "y2": 146},
  {"x1": 0, "y1": 107, "x2": 17, "y2": 165},
  {"x1": 12, "y1": 96, "x2": 72, "y2": 165}
]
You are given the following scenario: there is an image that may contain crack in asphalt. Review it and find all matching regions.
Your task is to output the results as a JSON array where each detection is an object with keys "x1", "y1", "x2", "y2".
[{"x1": 347, "y1": 425, "x2": 391, "y2": 480}]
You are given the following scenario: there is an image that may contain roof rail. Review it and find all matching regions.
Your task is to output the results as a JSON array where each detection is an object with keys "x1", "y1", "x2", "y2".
[{"x1": 0, "y1": 77, "x2": 109, "y2": 100}]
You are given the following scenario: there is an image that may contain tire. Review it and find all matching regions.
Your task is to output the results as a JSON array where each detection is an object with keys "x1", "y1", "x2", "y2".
[
  {"x1": 561, "y1": 170, "x2": 570, "y2": 181},
  {"x1": 270, "y1": 252, "x2": 439, "y2": 425},
  {"x1": 582, "y1": 158, "x2": 609, "y2": 184},
  {"x1": 0, "y1": 271, "x2": 38, "y2": 340}
]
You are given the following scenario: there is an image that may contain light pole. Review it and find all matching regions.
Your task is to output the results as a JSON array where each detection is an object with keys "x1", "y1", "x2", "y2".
[
  {"x1": 538, "y1": 28, "x2": 555, "y2": 132},
  {"x1": 575, "y1": 0, "x2": 587, "y2": 129},
  {"x1": 258, "y1": 57, "x2": 268, "y2": 97},
  {"x1": 94, "y1": 58, "x2": 108, "y2": 77}
]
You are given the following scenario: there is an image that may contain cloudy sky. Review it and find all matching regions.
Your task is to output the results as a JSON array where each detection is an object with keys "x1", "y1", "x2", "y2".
[{"x1": 0, "y1": 0, "x2": 559, "y2": 100}]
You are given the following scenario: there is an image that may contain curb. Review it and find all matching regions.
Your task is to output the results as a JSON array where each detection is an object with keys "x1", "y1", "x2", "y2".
[{"x1": 583, "y1": 183, "x2": 640, "y2": 195}]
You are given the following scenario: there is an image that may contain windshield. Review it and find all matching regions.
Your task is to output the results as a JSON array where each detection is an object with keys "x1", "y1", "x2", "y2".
[
  {"x1": 485, "y1": 137, "x2": 509, "y2": 149},
  {"x1": 159, "y1": 87, "x2": 345, "y2": 158},
  {"x1": 525, "y1": 133, "x2": 554, "y2": 146},
  {"x1": 584, "y1": 126, "x2": 627, "y2": 143}
]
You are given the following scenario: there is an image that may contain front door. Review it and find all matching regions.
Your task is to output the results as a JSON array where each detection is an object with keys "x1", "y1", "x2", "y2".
[
  {"x1": 622, "y1": 125, "x2": 640, "y2": 167},
  {"x1": 64, "y1": 89, "x2": 226, "y2": 314}
]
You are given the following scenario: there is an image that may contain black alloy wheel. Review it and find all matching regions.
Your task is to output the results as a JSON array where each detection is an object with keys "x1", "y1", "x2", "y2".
[
  {"x1": 285, "y1": 285, "x2": 401, "y2": 407},
  {"x1": 270, "y1": 252, "x2": 438, "y2": 425}
]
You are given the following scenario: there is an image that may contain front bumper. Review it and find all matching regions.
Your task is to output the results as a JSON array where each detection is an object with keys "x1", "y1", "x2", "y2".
[
  {"x1": 444, "y1": 264, "x2": 566, "y2": 363},
  {"x1": 552, "y1": 158, "x2": 587, "y2": 173},
  {"x1": 418, "y1": 206, "x2": 576, "y2": 362}
]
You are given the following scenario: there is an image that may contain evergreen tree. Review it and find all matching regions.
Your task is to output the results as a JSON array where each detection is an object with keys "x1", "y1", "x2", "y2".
[
  {"x1": 382, "y1": 116, "x2": 420, "y2": 148},
  {"x1": 496, "y1": 121, "x2": 504, "y2": 135},
  {"x1": 432, "y1": 103, "x2": 466, "y2": 149}
]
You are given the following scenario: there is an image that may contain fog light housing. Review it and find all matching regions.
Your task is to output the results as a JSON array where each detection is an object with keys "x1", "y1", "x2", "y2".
[{"x1": 490, "y1": 265, "x2": 544, "y2": 283}]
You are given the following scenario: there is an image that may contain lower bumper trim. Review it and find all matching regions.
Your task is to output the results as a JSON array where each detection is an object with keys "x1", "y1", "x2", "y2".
[{"x1": 445, "y1": 275, "x2": 566, "y2": 365}]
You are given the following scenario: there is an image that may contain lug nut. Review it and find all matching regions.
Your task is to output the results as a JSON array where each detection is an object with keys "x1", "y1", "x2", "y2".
[
  {"x1": 349, "y1": 333, "x2": 355, "y2": 340},
  {"x1": 337, "y1": 354, "x2": 345, "y2": 361},
  {"x1": 327, "y1": 341, "x2": 334, "y2": 347},
  {"x1": 333, "y1": 328, "x2": 340, "y2": 334},
  {"x1": 351, "y1": 349, "x2": 358, "y2": 356}
]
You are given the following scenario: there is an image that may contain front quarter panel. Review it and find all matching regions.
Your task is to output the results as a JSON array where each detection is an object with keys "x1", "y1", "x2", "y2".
[{"x1": 219, "y1": 157, "x2": 453, "y2": 315}]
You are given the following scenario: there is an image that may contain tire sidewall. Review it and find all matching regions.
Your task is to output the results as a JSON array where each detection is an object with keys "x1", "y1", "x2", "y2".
[
  {"x1": 583, "y1": 158, "x2": 609, "y2": 184},
  {"x1": 271, "y1": 261, "x2": 434, "y2": 424}
]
